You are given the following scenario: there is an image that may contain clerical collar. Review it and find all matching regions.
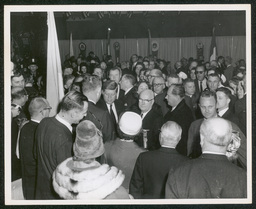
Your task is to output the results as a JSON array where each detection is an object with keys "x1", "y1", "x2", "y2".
[
  {"x1": 218, "y1": 107, "x2": 229, "y2": 117},
  {"x1": 161, "y1": 145, "x2": 175, "y2": 149},
  {"x1": 202, "y1": 151, "x2": 226, "y2": 156},
  {"x1": 31, "y1": 119, "x2": 40, "y2": 123},
  {"x1": 56, "y1": 114, "x2": 72, "y2": 133}
]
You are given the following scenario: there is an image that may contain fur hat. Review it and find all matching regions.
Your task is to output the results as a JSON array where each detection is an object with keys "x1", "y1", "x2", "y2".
[
  {"x1": 119, "y1": 111, "x2": 142, "y2": 136},
  {"x1": 73, "y1": 120, "x2": 104, "y2": 161}
]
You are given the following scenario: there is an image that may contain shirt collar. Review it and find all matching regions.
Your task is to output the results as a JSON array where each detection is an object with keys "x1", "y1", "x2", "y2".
[
  {"x1": 125, "y1": 87, "x2": 133, "y2": 95},
  {"x1": 141, "y1": 109, "x2": 151, "y2": 119},
  {"x1": 202, "y1": 151, "x2": 226, "y2": 156},
  {"x1": 218, "y1": 107, "x2": 229, "y2": 117},
  {"x1": 55, "y1": 114, "x2": 72, "y2": 133}
]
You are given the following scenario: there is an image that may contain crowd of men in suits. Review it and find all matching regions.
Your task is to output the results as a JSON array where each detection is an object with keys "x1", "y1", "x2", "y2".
[{"x1": 11, "y1": 52, "x2": 247, "y2": 199}]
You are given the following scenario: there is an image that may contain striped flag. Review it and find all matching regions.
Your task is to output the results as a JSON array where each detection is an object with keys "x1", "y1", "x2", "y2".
[
  {"x1": 209, "y1": 27, "x2": 217, "y2": 61},
  {"x1": 46, "y1": 11, "x2": 64, "y2": 116},
  {"x1": 69, "y1": 32, "x2": 74, "y2": 57}
]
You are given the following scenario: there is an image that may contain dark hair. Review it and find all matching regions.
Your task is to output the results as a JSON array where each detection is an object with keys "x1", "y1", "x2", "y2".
[
  {"x1": 200, "y1": 90, "x2": 217, "y2": 101},
  {"x1": 196, "y1": 65, "x2": 205, "y2": 72},
  {"x1": 216, "y1": 87, "x2": 232, "y2": 99},
  {"x1": 170, "y1": 84, "x2": 185, "y2": 98},
  {"x1": 208, "y1": 73, "x2": 220, "y2": 81},
  {"x1": 102, "y1": 80, "x2": 118, "y2": 92},
  {"x1": 183, "y1": 78, "x2": 195, "y2": 86},
  {"x1": 82, "y1": 74, "x2": 102, "y2": 94},
  {"x1": 11, "y1": 87, "x2": 27, "y2": 100},
  {"x1": 60, "y1": 91, "x2": 88, "y2": 112}
]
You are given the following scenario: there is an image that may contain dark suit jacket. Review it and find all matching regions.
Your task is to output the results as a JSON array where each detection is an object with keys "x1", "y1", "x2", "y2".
[
  {"x1": 84, "y1": 101, "x2": 114, "y2": 142},
  {"x1": 154, "y1": 89, "x2": 169, "y2": 116},
  {"x1": 96, "y1": 98, "x2": 125, "y2": 118},
  {"x1": 163, "y1": 99, "x2": 194, "y2": 156},
  {"x1": 165, "y1": 154, "x2": 247, "y2": 198},
  {"x1": 123, "y1": 86, "x2": 138, "y2": 111},
  {"x1": 130, "y1": 103, "x2": 163, "y2": 150},
  {"x1": 235, "y1": 95, "x2": 246, "y2": 136},
  {"x1": 224, "y1": 65, "x2": 234, "y2": 82},
  {"x1": 187, "y1": 118, "x2": 247, "y2": 169},
  {"x1": 184, "y1": 93, "x2": 200, "y2": 120},
  {"x1": 19, "y1": 120, "x2": 39, "y2": 199},
  {"x1": 129, "y1": 147, "x2": 188, "y2": 199},
  {"x1": 221, "y1": 108, "x2": 240, "y2": 127}
]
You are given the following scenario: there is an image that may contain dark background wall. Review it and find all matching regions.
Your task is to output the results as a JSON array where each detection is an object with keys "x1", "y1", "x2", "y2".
[{"x1": 11, "y1": 11, "x2": 246, "y2": 40}]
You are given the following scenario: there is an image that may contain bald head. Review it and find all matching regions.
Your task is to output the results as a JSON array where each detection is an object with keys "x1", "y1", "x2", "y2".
[
  {"x1": 139, "y1": 89, "x2": 154, "y2": 113},
  {"x1": 160, "y1": 121, "x2": 182, "y2": 147},
  {"x1": 200, "y1": 118, "x2": 232, "y2": 152}
]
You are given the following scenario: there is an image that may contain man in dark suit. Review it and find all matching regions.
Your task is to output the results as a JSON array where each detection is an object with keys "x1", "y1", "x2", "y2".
[
  {"x1": 194, "y1": 65, "x2": 207, "y2": 94},
  {"x1": 108, "y1": 66, "x2": 125, "y2": 102},
  {"x1": 82, "y1": 75, "x2": 115, "y2": 142},
  {"x1": 129, "y1": 121, "x2": 188, "y2": 199},
  {"x1": 166, "y1": 117, "x2": 247, "y2": 198},
  {"x1": 224, "y1": 56, "x2": 234, "y2": 83},
  {"x1": 216, "y1": 87, "x2": 240, "y2": 127},
  {"x1": 187, "y1": 90, "x2": 247, "y2": 169},
  {"x1": 120, "y1": 74, "x2": 138, "y2": 111},
  {"x1": 19, "y1": 97, "x2": 51, "y2": 199},
  {"x1": 96, "y1": 80, "x2": 125, "y2": 138},
  {"x1": 164, "y1": 84, "x2": 194, "y2": 156},
  {"x1": 183, "y1": 78, "x2": 200, "y2": 120},
  {"x1": 152, "y1": 76, "x2": 169, "y2": 116},
  {"x1": 132, "y1": 89, "x2": 163, "y2": 150}
]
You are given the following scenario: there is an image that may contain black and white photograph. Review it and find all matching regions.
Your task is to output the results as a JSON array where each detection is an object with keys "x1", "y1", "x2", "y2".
[{"x1": 4, "y1": 4, "x2": 252, "y2": 205}]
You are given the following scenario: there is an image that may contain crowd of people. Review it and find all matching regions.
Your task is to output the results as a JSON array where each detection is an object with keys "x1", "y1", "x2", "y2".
[{"x1": 11, "y1": 50, "x2": 247, "y2": 200}]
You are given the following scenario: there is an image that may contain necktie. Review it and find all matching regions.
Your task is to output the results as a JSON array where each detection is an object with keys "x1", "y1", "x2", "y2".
[
  {"x1": 141, "y1": 113, "x2": 144, "y2": 119},
  {"x1": 200, "y1": 81, "x2": 203, "y2": 92},
  {"x1": 110, "y1": 104, "x2": 116, "y2": 126}
]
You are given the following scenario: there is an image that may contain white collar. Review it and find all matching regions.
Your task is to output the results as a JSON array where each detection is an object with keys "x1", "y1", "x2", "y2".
[
  {"x1": 119, "y1": 138, "x2": 134, "y2": 142},
  {"x1": 31, "y1": 119, "x2": 40, "y2": 123},
  {"x1": 141, "y1": 109, "x2": 151, "y2": 119},
  {"x1": 202, "y1": 151, "x2": 226, "y2": 156},
  {"x1": 161, "y1": 145, "x2": 176, "y2": 149},
  {"x1": 218, "y1": 107, "x2": 229, "y2": 117},
  {"x1": 55, "y1": 114, "x2": 72, "y2": 133},
  {"x1": 88, "y1": 99, "x2": 96, "y2": 105},
  {"x1": 125, "y1": 87, "x2": 133, "y2": 95}
]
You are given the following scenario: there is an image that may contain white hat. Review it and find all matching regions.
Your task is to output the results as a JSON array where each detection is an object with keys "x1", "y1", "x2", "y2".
[{"x1": 119, "y1": 111, "x2": 142, "y2": 136}]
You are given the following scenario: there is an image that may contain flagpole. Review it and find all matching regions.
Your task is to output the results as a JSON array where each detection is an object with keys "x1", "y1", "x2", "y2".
[
  {"x1": 148, "y1": 29, "x2": 151, "y2": 56},
  {"x1": 209, "y1": 26, "x2": 217, "y2": 61},
  {"x1": 70, "y1": 32, "x2": 74, "y2": 57},
  {"x1": 107, "y1": 28, "x2": 111, "y2": 55}
]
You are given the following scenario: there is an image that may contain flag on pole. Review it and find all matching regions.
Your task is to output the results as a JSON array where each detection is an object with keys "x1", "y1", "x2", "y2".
[
  {"x1": 69, "y1": 32, "x2": 74, "y2": 57},
  {"x1": 209, "y1": 27, "x2": 217, "y2": 61},
  {"x1": 107, "y1": 28, "x2": 111, "y2": 55},
  {"x1": 147, "y1": 29, "x2": 151, "y2": 56},
  {"x1": 46, "y1": 11, "x2": 64, "y2": 116}
]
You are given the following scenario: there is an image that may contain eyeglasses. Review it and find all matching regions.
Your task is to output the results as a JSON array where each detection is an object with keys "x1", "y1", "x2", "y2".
[
  {"x1": 153, "y1": 83, "x2": 165, "y2": 87},
  {"x1": 147, "y1": 75, "x2": 157, "y2": 79},
  {"x1": 195, "y1": 71, "x2": 204, "y2": 74},
  {"x1": 139, "y1": 98, "x2": 154, "y2": 103}
]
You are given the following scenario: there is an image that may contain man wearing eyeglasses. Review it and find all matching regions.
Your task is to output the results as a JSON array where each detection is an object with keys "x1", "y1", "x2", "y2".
[
  {"x1": 18, "y1": 97, "x2": 51, "y2": 199},
  {"x1": 153, "y1": 76, "x2": 169, "y2": 116},
  {"x1": 194, "y1": 65, "x2": 207, "y2": 94},
  {"x1": 134, "y1": 89, "x2": 163, "y2": 150}
]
